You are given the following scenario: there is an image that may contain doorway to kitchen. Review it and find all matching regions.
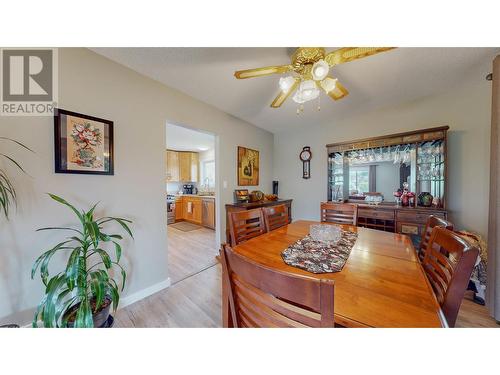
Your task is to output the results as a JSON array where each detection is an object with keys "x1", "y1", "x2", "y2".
[{"x1": 165, "y1": 123, "x2": 218, "y2": 284}]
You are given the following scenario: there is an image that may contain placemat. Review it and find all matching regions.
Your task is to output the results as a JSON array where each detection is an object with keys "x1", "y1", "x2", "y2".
[{"x1": 281, "y1": 230, "x2": 358, "y2": 274}]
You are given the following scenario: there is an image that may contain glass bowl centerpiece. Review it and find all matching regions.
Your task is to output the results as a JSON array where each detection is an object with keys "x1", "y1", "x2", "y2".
[{"x1": 310, "y1": 224, "x2": 342, "y2": 244}]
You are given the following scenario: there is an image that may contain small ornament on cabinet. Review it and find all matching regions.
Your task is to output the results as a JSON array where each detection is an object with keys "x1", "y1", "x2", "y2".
[{"x1": 299, "y1": 146, "x2": 312, "y2": 179}]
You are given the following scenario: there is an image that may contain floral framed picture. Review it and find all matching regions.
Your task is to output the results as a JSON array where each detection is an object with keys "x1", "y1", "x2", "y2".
[
  {"x1": 54, "y1": 108, "x2": 114, "y2": 175},
  {"x1": 237, "y1": 146, "x2": 259, "y2": 186}
]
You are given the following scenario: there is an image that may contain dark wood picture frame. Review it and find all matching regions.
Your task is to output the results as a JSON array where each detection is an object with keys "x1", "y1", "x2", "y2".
[{"x1": 54, "y1": 108, "x2": 114, "y2": 175}]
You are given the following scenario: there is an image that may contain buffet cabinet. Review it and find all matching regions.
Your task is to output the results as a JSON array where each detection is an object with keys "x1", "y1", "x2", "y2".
[
  {"x1": 225, "y1": 199, "x2": 293, "y2": 244},
  {"x1": 355, "y1": 204, "x2": 447, "y2": 245}
]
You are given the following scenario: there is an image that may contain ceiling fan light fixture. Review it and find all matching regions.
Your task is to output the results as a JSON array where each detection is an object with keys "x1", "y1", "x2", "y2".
[
  {"x1": 320, "y1": 77, "x2": 338, "y2": 93},
  {"x1": 292, "y1": 80, "x2": 319, "y2": 104},
  {"x1": 279, "y1": 76, "x2": 296, "y2": 93},
  {"x1": 312, "y1": 59, "x2": 329, "y2": 81}
]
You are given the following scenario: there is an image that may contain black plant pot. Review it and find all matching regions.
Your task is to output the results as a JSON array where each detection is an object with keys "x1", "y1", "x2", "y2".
[
  {"x1": 93, "y1": 300, "x2": 112, "y2": 328},
  {"x1": 65, "y1": 296, "x2": 113, "y2": 328}
]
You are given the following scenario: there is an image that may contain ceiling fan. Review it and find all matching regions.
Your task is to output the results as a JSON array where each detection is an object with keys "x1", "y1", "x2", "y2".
[{"x1": 234, "y1": 47, "x2": 395, "y2": 113}]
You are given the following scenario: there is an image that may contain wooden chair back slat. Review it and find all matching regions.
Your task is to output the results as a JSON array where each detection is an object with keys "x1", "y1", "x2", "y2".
[
  {"x1": 419, "y1": 215, "x2": 454, "y2": 262},
  {"x1": 263, "y1": 204, "x2": 289, "y2": 232},
  {"x1": 220, "y1": 244, "x2": 335, "y2": 328},
  {"x1": 229, "y1": 208, "x2": 266, "y2": 246},
  {"x1": 320, "y1": 202, "x2": 357, "y2": 226},
  {"x1": 422, "y1": 227, "x2": 479, "y2": 327}
]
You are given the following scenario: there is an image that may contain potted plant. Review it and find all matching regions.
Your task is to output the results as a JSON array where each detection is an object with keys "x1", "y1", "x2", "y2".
[
  {"x1": 0, "y1": 136, "x2": 33, "y2": 219},
  {"x1": 31, "y1": 194, "x2": 133, "y2": 328}
]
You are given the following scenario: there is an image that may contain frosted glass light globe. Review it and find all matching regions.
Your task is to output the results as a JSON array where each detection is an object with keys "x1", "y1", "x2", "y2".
[
  {"x1": 279, "y1": 76, "x2": 296, "y2": 92},
  {"x1": 312, "y1": 59, "x2": 329, "y2": 81},
  {"x1": 320, "y1": 77, "x2": 338, "y2": 93},
  {"x1": 292, "y1": 80, "x2": 319, "y2": 104}
]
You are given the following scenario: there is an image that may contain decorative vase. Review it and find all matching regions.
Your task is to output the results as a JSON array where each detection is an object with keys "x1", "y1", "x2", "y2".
[
  {"x1": 401, "y1": 194, "x2": 410, "y2": 207},
  {"x1": 418, "y1": 192, "x2": 433, "y2": 207}
]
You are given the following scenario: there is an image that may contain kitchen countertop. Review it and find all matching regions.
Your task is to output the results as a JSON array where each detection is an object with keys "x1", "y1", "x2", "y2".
[{"x1": 172, "y1": 194, "x2": 216, "y2": 199}]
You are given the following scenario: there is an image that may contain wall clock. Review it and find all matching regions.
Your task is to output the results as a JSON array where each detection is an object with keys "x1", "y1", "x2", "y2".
[{"x1": 299, "y1": 146, "x2": 312, "y2": 179}]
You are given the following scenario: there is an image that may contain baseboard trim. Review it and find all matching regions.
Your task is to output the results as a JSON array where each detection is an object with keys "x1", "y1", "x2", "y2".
[{"x1": 119, "y1": 277, "x2": 171, "y2": 309}]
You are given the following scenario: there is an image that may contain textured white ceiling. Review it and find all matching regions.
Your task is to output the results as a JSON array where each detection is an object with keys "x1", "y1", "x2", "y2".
[
  {"x1": 92, "y1": 47, "x2": 499, "y2": 134},
  {"x1": 166, "y1": 123, "x2": 214, "y2": 151}
]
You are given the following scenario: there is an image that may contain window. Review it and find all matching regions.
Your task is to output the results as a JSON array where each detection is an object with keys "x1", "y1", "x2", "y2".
[
  {"x1": 349, "y1": 167, "x2": 369, "y2": 194},
  {"x1": 201, "y1": 160, "x2": 215, "y2": 189}
]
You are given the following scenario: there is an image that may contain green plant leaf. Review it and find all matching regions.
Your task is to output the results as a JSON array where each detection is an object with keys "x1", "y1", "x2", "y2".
[
  {"x1": 0, "y1": 137, "x2": 32, "y2": 220},
  {"x1": 0, "y1": 136, "x2": 35, "y2": 152},
  {"x1": 42, "y1": 274, "x2": 67, "y2": 328},
  {"x1": 0, "y1": 169, "x2": 16, "y2": 218},
  {"x1": 36, "y1": 227, "x2": 83, "y2": 236},
  {"x1": 0, "y1": 153, "x2": 28, "y2": 174},
  {"x1": 91, "y1": 248, "x2": 111, "y2": 269},
  {"x1": 112, "y1": 241, "x2": 122, "y2": 262},
  {"x1": 32, "y1": 295, "x2": 47, "y2": 328},
  {"x1": 107, "y1": 282, "x2": 120, "y2": 312},
  {"x1": 97, "y1": 217, "x2": 134, "y2": 239},
  {"x1": 38, "y1": 240, "x2": 73, "y2": 285},
  {"x1": 65, "y1": 247, "x2": 82, "y2": 290},
  {"x1": 56, "y1": 296, "x2": 77, "y2": 327},
  {"x1": 90, "y1": 272, "x2": 105, "y2": 311},
  {"x1": 99, "y1": 232, "x2": 111, "y2": 242},
  {"x1": 47, "y1": 194, "x2": 84, "y2": 225},
  {"x1": 74, "y1": 298, "x2": 93, "y2": 328},
  {"x1": 85, "y1": 202, "x2": 99, "y2": 222},
  {"x1": 85, "y1": 221, "x2": 100, "y2": 249}
]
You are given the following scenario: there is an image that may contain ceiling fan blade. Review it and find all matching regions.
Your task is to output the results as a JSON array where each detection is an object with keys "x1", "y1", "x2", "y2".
[
  {"x1": 270, "y1": 78, "x2": 300, "y2": 108},
  {"x1": 234, "y1": 65, "x2": 291, "y2": 79},
  {"x1": 325, "y1": 47, "x2": 395, "y2": 66},
  {"x1": 319, "y1": 78, "x2": 349, "y2": 101}
]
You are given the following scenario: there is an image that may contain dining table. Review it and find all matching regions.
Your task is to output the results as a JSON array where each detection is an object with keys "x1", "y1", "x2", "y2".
[{"x1": 223, "y1": 220, "x2": 447, "y2": 328}]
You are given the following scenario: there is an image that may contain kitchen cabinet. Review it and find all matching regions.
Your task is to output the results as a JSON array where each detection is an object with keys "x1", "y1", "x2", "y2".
[
  {"x1": 179, "y1": 152, "x2": 199, "y2": 182},
  {"x1": 166, "y1": 150, "x2": 179, "y2": 182},
  {"x1": 190, "y1": 152, "x2": 199, "y2": 182},
  {"x1": 174, "y1": 196, "x2": 215, "y2": 228},
  {"x1": 178, "y1": 152, "x2": 191, "y2": 182},
  {"x1": 174, "y1": 196, "x2": 183, "y2": 221},
  {"x1": 182, "y1": 196, "x2": 202, "y2": 224},
  {"x1": 202, "y1": 198, "x2": 215, "y2": 229}
]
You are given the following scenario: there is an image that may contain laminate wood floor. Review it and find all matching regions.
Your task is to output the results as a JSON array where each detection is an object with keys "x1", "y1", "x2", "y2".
[
  {"x1": 166, "y1": 225, "x2": 217, "y2": 284},
  {"x1": 114, "y1": 226, "x2": 498, "y2": 328},
  {"x1": 114, "y1": 264, "x2": 222, "y2": 327}
]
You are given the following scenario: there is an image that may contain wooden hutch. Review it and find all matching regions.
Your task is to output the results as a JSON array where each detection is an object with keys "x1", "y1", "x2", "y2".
[{"x1": 326, "y1": 126, "x2": 449, "y2": 244}]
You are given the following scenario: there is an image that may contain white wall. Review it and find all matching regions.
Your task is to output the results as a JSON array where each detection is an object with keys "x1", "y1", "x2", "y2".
[
  {"x1": 274, "y1": 78, "x2": 491, "y2": 238},
  {"x1": 0, "y1": 48, "x2": 273, "y2": 324}
]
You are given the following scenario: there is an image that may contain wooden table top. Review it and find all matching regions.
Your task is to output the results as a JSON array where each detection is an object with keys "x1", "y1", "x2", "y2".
[{"x1": 232, "y1": 220, "x2": 446, "y2": 328}]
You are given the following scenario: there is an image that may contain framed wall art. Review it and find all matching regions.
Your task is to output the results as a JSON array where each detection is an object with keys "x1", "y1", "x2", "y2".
[
  {"x1": 237, "y1": 146, "x2": 259, "y2": 186},
  {"x1": 54, "y1": 108, "x2": 114, "y2": 175}
]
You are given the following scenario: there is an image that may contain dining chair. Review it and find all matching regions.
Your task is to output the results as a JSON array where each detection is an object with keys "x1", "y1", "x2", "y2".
[
  {"x1": 220, "y1": 244, "x2": 335, "y2": 327},
  {"x1": 228, "y1": 208, "x2": 267, "y2": 247},
  {"x1": 262, "y1": 204, "x2": 288, "y2": 232},
  {"x1": 320, "y1": 202, "x2": 357, "y2": 226},
  {"x1": 419, "y1": 215, "x2": 454, "y2": 262},
  {"x1": 422, "y1": 227, "x2": 479, "y2": 327}
]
